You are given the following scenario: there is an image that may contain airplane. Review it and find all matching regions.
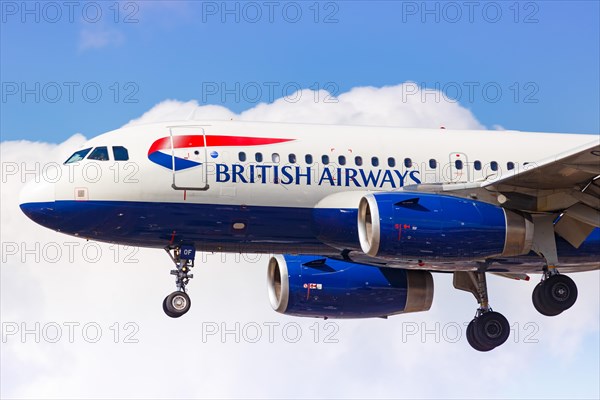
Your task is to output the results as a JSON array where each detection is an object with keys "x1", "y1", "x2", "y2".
[{"x1": 19, "y1": 120, "x2": 600, "y2": 351}]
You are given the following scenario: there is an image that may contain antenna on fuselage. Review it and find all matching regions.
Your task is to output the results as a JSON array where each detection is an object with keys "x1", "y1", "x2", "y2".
[{"x1": 185, "y1": 106, "x2": 197, "y2": 121}]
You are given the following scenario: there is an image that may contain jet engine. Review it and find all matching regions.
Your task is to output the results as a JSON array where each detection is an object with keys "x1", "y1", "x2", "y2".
[
  {"x1": 357, "y1": 192, "x2": 534, "y2": 261},
  {"x1": 267, "y1": 255, "x2": 434, "y2": 318}
]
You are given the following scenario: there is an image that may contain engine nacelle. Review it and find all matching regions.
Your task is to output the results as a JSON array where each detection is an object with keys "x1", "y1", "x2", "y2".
[
  {"x1": 358, "y1": 192, "x2": 533, "y2": 261},
  {"x1": 312, "y1": 191, "x2": 368, "y2": 251},
  {"x1": 267, "y1": 255, "x2": 434, "y2": 318}
]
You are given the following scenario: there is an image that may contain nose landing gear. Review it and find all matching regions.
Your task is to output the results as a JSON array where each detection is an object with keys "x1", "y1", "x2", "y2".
[{"x1": 163, "y1": 245, "x2": 196, "y2": 318}]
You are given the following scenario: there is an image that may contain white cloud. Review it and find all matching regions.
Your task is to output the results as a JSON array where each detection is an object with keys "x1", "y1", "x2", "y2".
[
  {"x1": 79, "y1": 28, "x2": 125, "y2": 51},
  {"x1": 126, "y1": 100, "x2": 235, "y2": 126},
  {"x1": 126, "y1": 83, "x2": 485, "y2": 130},
  {"x1": 1, "y1": 88, "x2": 598, "y2": 399}
]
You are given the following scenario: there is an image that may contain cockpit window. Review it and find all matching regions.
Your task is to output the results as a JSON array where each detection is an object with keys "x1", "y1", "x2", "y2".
[
  {"x1": 64, "y1": 148, "x2": 92, "y2": 164},
  {"x1": 113, "y1": 146, "x2": 129, "y2": 161},
  {"x1": 87, "y1": 147, "x2": 110, "y2": 161}
]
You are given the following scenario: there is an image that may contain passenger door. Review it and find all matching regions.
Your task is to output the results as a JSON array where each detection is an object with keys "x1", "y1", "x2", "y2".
[{"x1": 169, "y1": 126, "x2": 210, "y2": 191}]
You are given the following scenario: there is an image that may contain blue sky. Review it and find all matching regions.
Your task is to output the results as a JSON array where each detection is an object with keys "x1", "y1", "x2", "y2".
[{"x1": 1, "y1": 1, "x2": 599, "y2": 141}]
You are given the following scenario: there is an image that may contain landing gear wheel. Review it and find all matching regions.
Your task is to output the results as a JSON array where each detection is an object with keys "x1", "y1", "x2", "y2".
[
  {"x1": 542, "y1": 274, "x2": 578, "y2": 313},
  {"x1": 162, "y1": 245, "x2": 196, "y2": 318},
  {"x1": 466, "y1": 319, "x2": 492, "y2": 352},
  {"x1": 163, "y1": 291, "x2": 191, "y2": 318},
  {"x1": 532, "y1": 282, "x2": 560, "y2": 316},
  {"x1": 454, "y1": 271, "x2": 512, "y2": 351},
  {"x1": 472, "y1": 311, "x2": 510, "y2": 351},
  {"x1": 163, "y1": 296, "x2": 179, "y2": 318}
]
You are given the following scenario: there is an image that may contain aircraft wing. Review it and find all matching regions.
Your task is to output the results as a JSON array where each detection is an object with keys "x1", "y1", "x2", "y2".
[
  {"x1": 483, "y1": 139, "x2": 599, "y2": 247},
  {"x1": 483, "y1": 139, "x2": 599, "y2": 195}
]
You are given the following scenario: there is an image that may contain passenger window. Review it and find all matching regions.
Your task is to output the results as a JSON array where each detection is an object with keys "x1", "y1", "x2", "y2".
[
  {"x1": 355, "y1": 156, "x2": 363, "y2": 166},
  {"x1": 255, "y1": 153, "x2": 263, "y2": 162},
  {"x1": 474, "y1": 160, "x2": 482, "y2": 171},
  {"x1": 371, "y1": 157, "x2": 379, "y2": 167},
  {"x1": 455, "y1": 160, "x2": 463, "y2": 170},
  {"x1": 289, "y1": 154, "x2": 296, "y2": 163},
  {"x1": 64, "y1": 148, "x2": 92, "y2": 164},
  {"x1": 507, "y1": 162, "x2": 515, "y2": 170},
  {"x1": 305, "y1": 154, "x2": 313, "y2": 164},
  {"x1": 272, "y1": 153, "x2": 280, "y2": 163},
  {"x1": 388, "y1": 157, "x2": 396, "y2": 167},
  {"x1": 491, "y1": 161, "x2": 498, "y2": 171},
  {"x1": 404, "y1": 158, "x2": 412, "y2": 168},
  {"x1": 338, "y1": 156, "x2": 346, "y2": 166},
  {"x1": 429, "y1": 159, "x2": 437, "y2": 169},
  {"x1": 88, "y1": 147, "x2": 109, "y2": 161},
  {"x1": 322, "y1": 155, "x2": 330, "y2": 165},
  {"x1": 239, "y1": 152, "x2": 247, "y2": 162},
  {"x1": 112, "y1": 146, "x2": 129, "y2": 161}
]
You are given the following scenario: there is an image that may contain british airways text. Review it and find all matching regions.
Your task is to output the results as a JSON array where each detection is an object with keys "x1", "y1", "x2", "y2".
[{"x1": 214, "y1": 164, "x2": 422, "y2": 187}]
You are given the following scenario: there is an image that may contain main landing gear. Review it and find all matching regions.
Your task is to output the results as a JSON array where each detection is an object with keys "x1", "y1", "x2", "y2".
[
  {"x1": 163, "y1": 245, "x2": 196, "y2": 318},
  {"x1": 454, "y1": 271, "x2": 510, "y2": 352},
  {"x1": 529, "y1": 214, "x2": 578, "y2": 317},
  {"x1": 532, "y1": 267, "x2": 578, "y2": 316}
]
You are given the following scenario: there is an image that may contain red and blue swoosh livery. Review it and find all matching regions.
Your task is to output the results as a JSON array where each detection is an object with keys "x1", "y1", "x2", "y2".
[{"x1": 147, "y1": 135, "x2": 294, "y2": 170}]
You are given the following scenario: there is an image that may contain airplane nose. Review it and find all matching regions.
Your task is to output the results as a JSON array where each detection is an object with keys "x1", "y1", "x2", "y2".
[{"x1": 19, "y1": 180, "x2": 57, "y2": 228}]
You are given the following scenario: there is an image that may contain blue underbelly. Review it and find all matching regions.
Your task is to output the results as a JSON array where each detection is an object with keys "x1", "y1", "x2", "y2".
[{"x1": 21, "y1": 200, "x2": 600, "y2": 264}]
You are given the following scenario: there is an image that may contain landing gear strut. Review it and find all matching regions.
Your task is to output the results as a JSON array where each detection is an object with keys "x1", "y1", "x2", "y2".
[
  {"x1": 532, "y1": 267, "x2": 578, "y2": 316},
  {"x1": 454, "y1": 271, "x2": 510, "y2": 352},
  {"x1": 163, "y1": 245, "x2": 196, "y2": 318},
  {"x1": 529, "y1": 214, "x2": 578, "y2": 317}
]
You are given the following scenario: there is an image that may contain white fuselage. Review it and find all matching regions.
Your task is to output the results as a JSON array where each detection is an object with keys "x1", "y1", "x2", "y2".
[{"x1": 55, "y1": 120, "x2": 593, "y2": 207}]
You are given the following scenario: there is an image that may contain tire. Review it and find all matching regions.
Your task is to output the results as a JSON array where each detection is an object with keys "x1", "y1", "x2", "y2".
[
  {"x1": 163, "y1": 296, "x2": 179, "y2": 318},
  {"x1": 466, "y1": 319, "x2": 493, "y2": 352},
  {"x1": 542, "y1": 274, "x2": 578, "y2": 313},
  {"x1": 165, "y1": 291, "x2": 191, "y2": 317},
  {"x1": 473, "y1": 311, "x2": 510, "y2": 350},
  {"x1": 532, "y1": 282, "x2": 561, "y2": 316}
]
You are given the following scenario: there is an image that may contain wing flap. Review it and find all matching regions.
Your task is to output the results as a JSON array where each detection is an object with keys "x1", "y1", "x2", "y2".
[
  {"x1": 563, "y1": 203, "x2": 600, "y2": 228},
  {"x1": 485, "y1": 140, "x2": 599, "y2": 246},
  {"x1": 554, "y1": 214, "x2": 597, "y2": 248}
]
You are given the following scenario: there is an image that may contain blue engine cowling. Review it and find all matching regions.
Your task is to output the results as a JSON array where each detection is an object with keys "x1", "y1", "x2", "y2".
[
  {"x1": 267, "y1": 255, "x2": 434, "y2": 318},
  {"x1": 357, "y1": 192, "x2": 533, "y2": 261}
]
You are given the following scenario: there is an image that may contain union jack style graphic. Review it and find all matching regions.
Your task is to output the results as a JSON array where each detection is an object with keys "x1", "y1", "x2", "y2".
[
  {"x1": 147, "y1": 135, "x2": 295, "y2": 171},
  {"x1": 303, "y1": 283, "x2": 323, "y2": 290},
  {"x1": 303, "y1": 282, "x2": 323, "y2": 300}
]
